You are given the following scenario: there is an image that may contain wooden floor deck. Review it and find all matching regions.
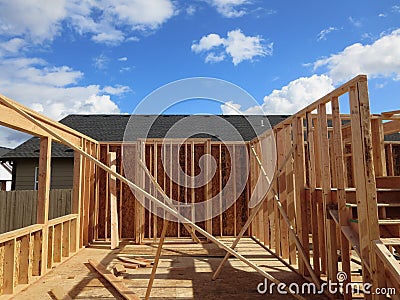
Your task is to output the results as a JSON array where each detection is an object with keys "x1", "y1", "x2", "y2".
[{"x1": 9, "y1": 237, "x2": 330, "y2": 300}]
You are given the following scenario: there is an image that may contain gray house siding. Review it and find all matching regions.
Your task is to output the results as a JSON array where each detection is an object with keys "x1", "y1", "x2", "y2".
[{"x1": 14, "y1": 158, "x2": 74, "y2": 190}]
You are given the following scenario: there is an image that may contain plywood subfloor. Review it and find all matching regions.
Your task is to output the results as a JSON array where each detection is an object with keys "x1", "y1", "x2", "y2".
[{"x1": 11, "y1": 237, "x2": 328, "y2": 299}]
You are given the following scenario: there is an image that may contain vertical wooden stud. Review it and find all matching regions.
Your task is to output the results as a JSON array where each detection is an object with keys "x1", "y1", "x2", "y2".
[
  {"x1": 62, "y1": 220, "x2": 70, "y2": 257},
  {"x1": 349, "y1": 80, "x2": 385, "y2": 299},
  {"x1": 72, "y1": 145, "x2": 83, "y2": 250},
  {"x1": 331, "y1": 97, "x2": 352, "y2": 299},
  {"x1": 306, "y1": 115, "x2": 320, "y2": 275},
  {"x1": 37, "y1": 137, "x2": 52, "y2": 275},
  {"x1": 317, "y1": 103, "x2": 338, "y2": 284},
  {"x1": 3, "y1": 239, "x2": 15, "y2": 294},
  {"x1": 108, "y1": 152, "x2": 119, "y2": 249},
  {"x1": 371, "y1": 117, "x2": 387, "y2": 177},
  {"x1": 292, "y1": 116, "x2": 310, "y2": 275}
]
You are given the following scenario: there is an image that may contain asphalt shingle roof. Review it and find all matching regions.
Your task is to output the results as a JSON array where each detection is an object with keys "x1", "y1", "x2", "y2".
[
  {"x1": 3, "y1": 114, "x2": 290, "y2": 159},
  {"x1": 0, "y1": 147, "x2": 11, "y2": 158}
]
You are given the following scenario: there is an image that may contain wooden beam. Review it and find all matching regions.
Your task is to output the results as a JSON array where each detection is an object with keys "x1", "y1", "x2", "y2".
[
  {"x1": 88, "y1": 259, "x2": 141, "y2": 300},
  {"x1": 350, "y1": 80, "x2": 385, "y2": 299},
  {"x1": 0, "y1": 94, "x2": 96, "y2": 147},
  {"x1": 381, "y1": 109, "x2": 400, "y2": 117},
  {"x1": 108, "y1": 152, "x2": 119, "y2": 250},
  {"x1": 380, "y1": 238, "x2": 400, "y2": 245},
  {"x1": 383, "y1": 120, "x2": 400, "y2": 135},
  {"x1": 145, "y1": 220, "x2": 168, "y2": 300}
]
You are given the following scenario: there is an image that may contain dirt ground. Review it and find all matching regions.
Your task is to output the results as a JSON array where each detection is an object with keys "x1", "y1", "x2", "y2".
[{"x1": 9, "y1": 237, "x2": 329, "y2": 300}]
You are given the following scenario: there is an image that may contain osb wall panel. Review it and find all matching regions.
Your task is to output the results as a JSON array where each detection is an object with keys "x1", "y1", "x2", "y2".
[{"x1": 96, "y1": 141, "x2": 252, "y2": 240}]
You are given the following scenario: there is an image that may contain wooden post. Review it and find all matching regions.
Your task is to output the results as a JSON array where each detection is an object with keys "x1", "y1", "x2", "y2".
[
  {"x1": 277, "y1": 129, "x2": 289, "y2": 259},
  {"x1": 37, "y1": 136, "x2": 52, "y2": 275},
  {"x1": 37, "y1": 137, "x2": 52, "y2": 224},
  {"x1": 331, "y1": 97, "x2": 352, "y2": 299},
  {"x1": 349, "y1": 80, "x2": 385, "y2": 299},
  {"x1": 88, "y1": 143, "x2": 96, "y2": 243},
  {"x1": 284, "y1": 125, "x2": 297, "y2": 265},
  {"x1": 292, "y1": 117, "x2": 310, "y2": 276},
  {"x1": 153, "y1": 142, "x2": 158, "y2": 241},
  {"x1": 82, "y1": 140, "x2": 91, "y2": 246},
  {"x1": 317, "y1": 103, "x2": 338, "y2": 284},
  {"x1": 108, "y1": 152, "x2": 119, "y2": 249},
  {"x1": 3, "y1": 239, "x2": 16, "y2": 294},
  {"x1": 53, "y1": 223, "x2": 62, "y2": 263},
  {"x1": 72, "y1": 144, "x2": 83, "y2": 250},
  {"x1": 62, "y1": 221, "x2": 70, "y2": 257},
  {"x1": 145, "y1": 220, "x2": 168, "y2": 300},
  {"x1": 305, "y1": 114, "x2": 320, "y2": 276},
  {"x1": 386, "y1": 144, "x2": 394, "y2": 176},
  {"x1": 219, "y1": 144, "x2": 223, "y2": 236},
  {"x1": 205, "y1": 140, "x2": 213, "y2": 235},
  {"x1": 371, "y1": 117, "x2": 387, "y2": 177},
  {"x1": 94, "y1": 145, "x2": 100, "y2": 241},
  {"x1": 19, "y1": 234, "x2": 31, "y2": 284}
]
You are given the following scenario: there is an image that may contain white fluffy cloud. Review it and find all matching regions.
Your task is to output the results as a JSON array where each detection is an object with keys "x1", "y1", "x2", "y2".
[
  {"x1": 192, "y1": 33, "x2": 225, "y2": 52},
  {"x1": 313, "y1": 28, "x2": 400, "y2": 83},
  {"x1": 0, "y1": 0, "x2": 67, "y2": 43},
  {"x1": 207, "y1": 0, "x2": 251, "y2": 17},
  {"x1": 221, "y1": 75, "x2": 334, "y2": 115},
  {"x1": 192, "y1": 29, "x2": 272, "y2": 65},
  {"x1": 0, "y1": 56, "x2": 127, "y2": 147},
  {"x1": 0, "y1": 0, "x2": 176, "y2": 45},
  {"x1": 0, "y1": 56, "x2": 125, "y2": 119},
  {"x1": 68, "y1": 0, "x2": 176, "y2": 44},
  {"x1": 0, "y1": 38, "x2": 27, "y2": 56}
]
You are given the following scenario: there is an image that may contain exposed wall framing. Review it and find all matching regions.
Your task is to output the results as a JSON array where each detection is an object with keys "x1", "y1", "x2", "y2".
[
  {"x1": 250, "y1": 75, "x2": 400, "y2": 299},
  {"x1": 95, "y1": 140, "x2": 250, "y2": 242},
  {"x1": 0, "y1": 75, "x2": 399, "y2": 298}
]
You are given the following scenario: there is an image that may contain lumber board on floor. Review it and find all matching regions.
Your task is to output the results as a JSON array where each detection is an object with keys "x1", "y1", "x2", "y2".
[
  {"x1": 88, "y1": 259, "x2": 141, "y2": 300},
  {"x1": 49, "y1": 287, "x2": 73, "y2": 300}
]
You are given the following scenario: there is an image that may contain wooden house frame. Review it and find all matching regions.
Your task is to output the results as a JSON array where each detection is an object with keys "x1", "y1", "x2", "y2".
[{"x1": 0, "y1": 75, "x2": 399, "y2": 299}]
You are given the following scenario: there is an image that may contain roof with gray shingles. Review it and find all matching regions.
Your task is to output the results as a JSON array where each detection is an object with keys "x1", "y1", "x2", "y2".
[
  {"x1": 0, "y1": 147, "x2": 11, "y2": 157},
  {"x1": 2, "y1": 114, "x2": 290, "y2": 159}
]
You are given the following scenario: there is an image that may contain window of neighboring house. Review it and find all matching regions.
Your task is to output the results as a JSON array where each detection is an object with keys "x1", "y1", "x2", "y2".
[{"x1": 34, "y1": 166, "x2": 39, "y2": 190}]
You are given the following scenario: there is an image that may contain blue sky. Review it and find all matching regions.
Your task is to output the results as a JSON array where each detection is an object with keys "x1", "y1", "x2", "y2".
[{"x1": 0, "y1": 0, "x2": 399, "y2": 146}]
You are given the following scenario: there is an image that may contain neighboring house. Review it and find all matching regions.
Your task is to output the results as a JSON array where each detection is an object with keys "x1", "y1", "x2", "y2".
[
  {"x1": 0, "y1": 147, "x2": 12, "y2": 191},
  {"x1": 2, "y1": 114, "x2": 290, "y2": 190}
]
